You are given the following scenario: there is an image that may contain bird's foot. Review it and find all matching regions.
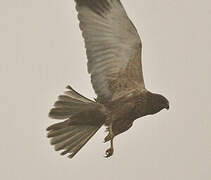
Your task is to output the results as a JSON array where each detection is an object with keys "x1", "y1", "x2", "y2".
[
  {"x1": 104, "y1": 134, "x2": 111, "y2": 142},
  {"x1": 104, "y1": 123, "x2": 114, "y2": 158},
  {"x1": 105, "y1": 147, "x2": 114, "y2": 158}
]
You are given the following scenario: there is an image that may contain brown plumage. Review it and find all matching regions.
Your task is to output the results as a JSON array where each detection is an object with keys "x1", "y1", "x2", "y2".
[{"x1": 47, "y1": 0, "x2": 169, "y2": 158}]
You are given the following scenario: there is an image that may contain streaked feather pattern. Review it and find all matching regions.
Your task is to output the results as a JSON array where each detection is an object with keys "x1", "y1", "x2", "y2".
[{"x1": 75, "y1": 0, "x2": 145, "y2": 102}]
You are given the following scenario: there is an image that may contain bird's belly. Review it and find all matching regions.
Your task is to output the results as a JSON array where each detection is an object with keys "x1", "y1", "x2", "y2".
[
  {"x1": 111, "y1": 108, "x2": 146, "y2": 136},
  {"x1": 112, "y1": 118, "x2": 134, "y2": 136}
]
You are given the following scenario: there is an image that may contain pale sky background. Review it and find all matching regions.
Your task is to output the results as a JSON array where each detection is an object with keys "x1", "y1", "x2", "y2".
[{"x1": 0, "y1": 0, "x2": 210, "y2": 180}]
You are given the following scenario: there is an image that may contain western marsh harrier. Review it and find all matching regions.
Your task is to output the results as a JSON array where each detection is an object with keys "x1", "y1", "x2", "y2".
[{"x1": 47, "y1": 0, "x2": 169, "y2": 158}]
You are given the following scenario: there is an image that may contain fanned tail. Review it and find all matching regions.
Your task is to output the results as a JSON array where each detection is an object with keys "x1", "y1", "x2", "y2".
[{"x1": 47, "y1": 86, "x2": 106, "y2": 158}]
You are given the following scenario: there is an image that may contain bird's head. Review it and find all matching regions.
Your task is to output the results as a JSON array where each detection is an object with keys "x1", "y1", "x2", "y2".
[{"x1": 147, "y1": 92, "x2": 169, "y2": 115}]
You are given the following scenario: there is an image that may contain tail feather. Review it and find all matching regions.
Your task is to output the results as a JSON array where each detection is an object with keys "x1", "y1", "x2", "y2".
[
  {"x1": 49, "y1": 85, "x2": 95, "y2": 120},
  {"x1": 47, "y1": 86, "x2": 105, "y2": 158},
  {"x1": 54, "y1": 126, "x2": 88, "y2": 151},
  {"x1": 48, "y1": 124, "x2": 102, "y2": 158},
  {"x1": 54, "y1": 100, "x2": 83, "y2": 108},
  {"x1": 50, "y1": 127, "x2": 81, "y2": 145},
  {"x1": 65, "y1": 85, "x2": 93, "y2": 103},
  {"x1": 47, "y1": 121, "x2": 68, "y2": 131},
  {"x1": 47, "y1": 126, "x2": 76, "y2": 138},
  {"x1": 67, "y1": 126, "x2": 100, "y2": 158}
]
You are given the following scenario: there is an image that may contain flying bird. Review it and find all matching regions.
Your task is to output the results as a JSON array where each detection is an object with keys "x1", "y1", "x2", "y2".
[{"x1": 47, "y1": 0, "x2": 169, "y2": 158}]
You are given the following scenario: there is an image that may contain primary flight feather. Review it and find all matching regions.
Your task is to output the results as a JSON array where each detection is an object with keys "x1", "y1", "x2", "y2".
[{"x1": 47, "y1": 0, "x2": 169, "y2": 158}]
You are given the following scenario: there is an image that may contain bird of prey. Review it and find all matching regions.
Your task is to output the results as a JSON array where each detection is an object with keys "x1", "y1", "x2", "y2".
[{"x1": 47, "y1": 0, "x2": 169, "y2": 158}]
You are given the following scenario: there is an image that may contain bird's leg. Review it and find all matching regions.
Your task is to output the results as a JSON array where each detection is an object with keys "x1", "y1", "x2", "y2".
[{"x1": 105, "y1": 123, "x2": 114, "y2": 158}]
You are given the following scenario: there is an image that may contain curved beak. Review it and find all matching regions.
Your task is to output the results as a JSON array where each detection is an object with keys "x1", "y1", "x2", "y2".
[{"x1": 165, "y1": 103, "x2": 170, "y2": 110}]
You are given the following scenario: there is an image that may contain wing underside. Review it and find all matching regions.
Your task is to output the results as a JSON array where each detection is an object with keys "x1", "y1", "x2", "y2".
[{"x1": 75, "y1": 0, "x2": 145, "y2": 102}]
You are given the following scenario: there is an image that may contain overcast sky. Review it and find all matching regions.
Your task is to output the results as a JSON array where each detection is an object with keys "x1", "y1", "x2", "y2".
[{"x1": 0, "y1": 0, "x2": 210, "y2": 180}]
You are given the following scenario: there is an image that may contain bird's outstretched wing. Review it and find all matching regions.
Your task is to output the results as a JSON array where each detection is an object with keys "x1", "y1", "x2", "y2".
[{"x1": 75, "y1": 0, "x2": 145, "y2": 103}]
